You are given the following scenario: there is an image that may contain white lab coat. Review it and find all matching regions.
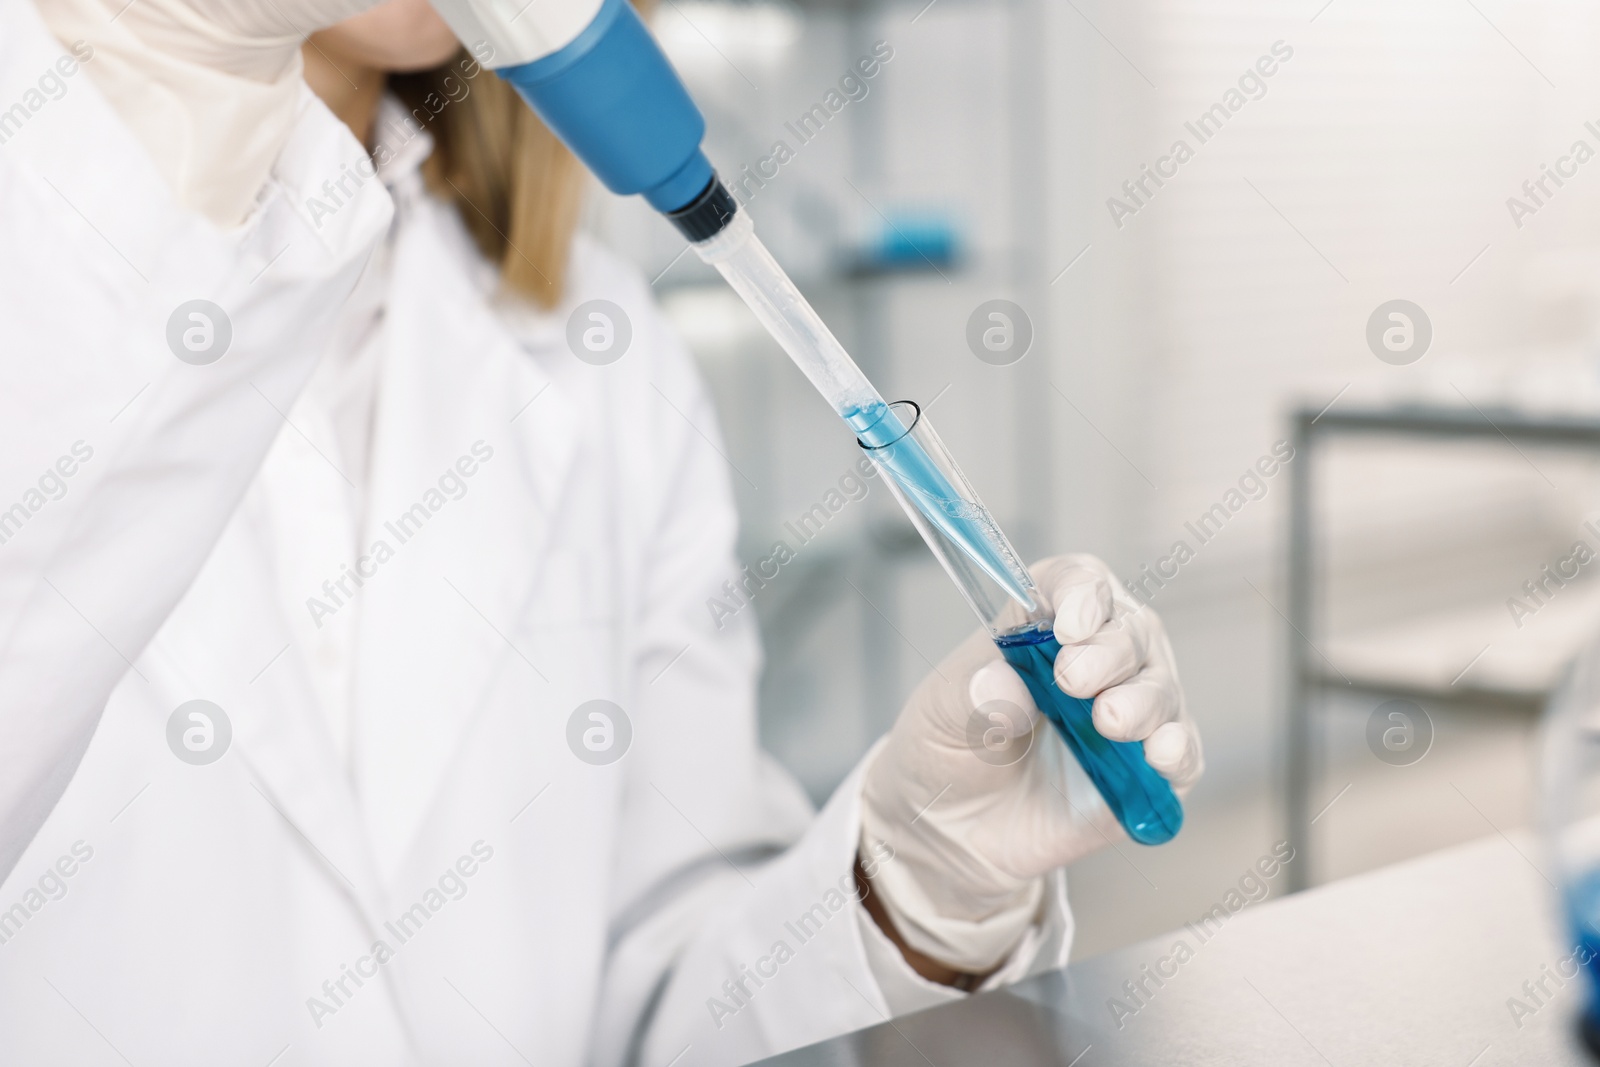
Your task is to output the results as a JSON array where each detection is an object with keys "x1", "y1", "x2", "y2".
[{"x1": 0, "y1": 2, "x2": 1072, "y2": 1064}]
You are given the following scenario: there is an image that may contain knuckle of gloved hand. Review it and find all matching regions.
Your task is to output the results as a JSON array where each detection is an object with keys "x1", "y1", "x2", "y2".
[
  {"x1": 1162, "y1": 722, "x2": 1206, "y2": 787},
  {"x1": 1092, "y1": 682, "x2": 1166, "y2": 743},
  {"x1": 1050, "y1": 578, "x2": 1111, "y2": 644},
  {"x1": 1036, "y1": 555, "x2": 1163, "y2": 648},
  {"x1": 1142, "y1": 720, "x2": 1190, "y2": 772},
  {"x1": 1054, "y1": 631, "x2": 1138, "y2": 696},
  {"x1": 1187, "y1": 730, "x2": 1207, "y2": 780},
  {"x1": 969, "y1": 659, "x2": 1032, "y2": 709},
  {"x1": 968, "y1": 661, "x2": 1039, "y2": 740},
  {"x1": 914, "y1": 629, "x2": 1006, "y2": 734}
]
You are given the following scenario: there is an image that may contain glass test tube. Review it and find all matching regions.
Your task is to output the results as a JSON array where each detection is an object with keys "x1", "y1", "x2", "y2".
[{"x1": 860, "y1": 402, "x2": 1184, "y2": 846}]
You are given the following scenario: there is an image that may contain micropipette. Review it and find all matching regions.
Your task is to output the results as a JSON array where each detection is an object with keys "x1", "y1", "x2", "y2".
[{"x1": 426, "y1": 0, "x2": 1183, "y2": 845}]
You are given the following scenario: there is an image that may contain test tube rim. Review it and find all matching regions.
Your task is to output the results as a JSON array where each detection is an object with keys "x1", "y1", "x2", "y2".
[{"x1": 855, "y1": 399, "x2": 921, "y2": 451}]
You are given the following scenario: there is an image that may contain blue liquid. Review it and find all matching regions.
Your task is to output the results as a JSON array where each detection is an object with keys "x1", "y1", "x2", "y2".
[
  {"x1": 1566, "y1": 869, "x2": 1600, "y2": 1032},
  {"x1": 844, "y1": 401, "x2": 1033, "y2": 606},
  {"x1": 996, "y1": 621, "x2": 1184, "y2": 845}
]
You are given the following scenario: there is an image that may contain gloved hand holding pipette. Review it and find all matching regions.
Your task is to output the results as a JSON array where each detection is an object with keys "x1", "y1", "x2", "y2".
[
  {"x1": 859, "y1": 555, "x2": 1203, "y2": 977},
  {"x1": 36, "y1": 0, "x2": 398, "y2": 225}
]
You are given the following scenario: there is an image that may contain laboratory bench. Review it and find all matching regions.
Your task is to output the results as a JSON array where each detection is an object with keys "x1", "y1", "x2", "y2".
[{"x1": 755, "y1": 832, "x2": 1594, "y2": 1066}]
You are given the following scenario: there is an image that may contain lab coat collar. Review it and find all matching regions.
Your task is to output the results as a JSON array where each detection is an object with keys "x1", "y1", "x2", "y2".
[
  {"x1": 370, "y1": 96, "x2": 435, "y2": 194},
  {"x1": 154, "y1": 180, "x2": 584, "y2": 915}
]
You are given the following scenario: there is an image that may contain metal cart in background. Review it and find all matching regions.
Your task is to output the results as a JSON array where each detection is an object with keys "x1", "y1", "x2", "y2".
[{"x1": 1285, "y1": 403, "x2": 1600, "y2": 891}]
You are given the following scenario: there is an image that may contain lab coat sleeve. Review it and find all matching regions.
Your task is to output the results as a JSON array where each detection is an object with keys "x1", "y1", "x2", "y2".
[
  {"x1": 630, "y1": 752, "x2": 1074, "y2": 1067},
  {"x1": 854, "y1": 812, "x2": 1073, "y2": 1018},
  {"x1": 588, "y1": 263, "x2": 1073, "y2": 1067},
  {"x1": 0, "y1": 0, "x2": 391, "y2": 879}
]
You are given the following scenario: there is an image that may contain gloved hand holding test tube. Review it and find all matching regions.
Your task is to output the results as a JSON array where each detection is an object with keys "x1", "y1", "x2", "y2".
[
  {"x1": 425, "y1": 0, "x2": 1183, "y2": 845},
  {"x1": 690, "y1": 216, "x2": 1184, "y2": 846}
]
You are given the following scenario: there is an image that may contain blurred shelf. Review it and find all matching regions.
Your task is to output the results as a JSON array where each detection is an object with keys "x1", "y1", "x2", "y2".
[
  {"x1": 1327, "y1": 346, "x2": 1600, "y2": 422},
  {"x1": 1314, "y1": 584, "x2": 1600, "y2": 712},
  {"x1": 1286, "y1": 401, "x2": 1600, "y2": 891},
  {"x1": 841, "y1": 257, "x2": 961, "y2": 279},
  {"x1": 1303, "y1": 402, "x2": 1600, "y2": 444}
]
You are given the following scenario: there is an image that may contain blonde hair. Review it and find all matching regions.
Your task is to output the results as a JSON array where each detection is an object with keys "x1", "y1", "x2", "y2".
[{"x1": 391, "y1": 54, "x2": 586, "y2": 310}]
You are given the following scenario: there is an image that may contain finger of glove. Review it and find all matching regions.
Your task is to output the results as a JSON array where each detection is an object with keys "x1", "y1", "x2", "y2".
[
  {"x1": 968, "y1": 660, "x2": 1042, "y2": 737},
  {"x1": 1143, "y1": 720, "x2": 1204, "y2": 790},
  {"x1": 217, "y1": 0, "x2": 390, "y2": 40},
  {"x1": 1035, "y1": 557, "x2": 1115, "y2": 645},
  {"x1": 1054, "y1": 620, "x2": 1148, "y2": 698},
  {"x1": 1090, "y1": 673, "x2": 1180, "y2": 743},
  {"x1": 905, "y1": 628, "x2": 1008, "y2": 744}
]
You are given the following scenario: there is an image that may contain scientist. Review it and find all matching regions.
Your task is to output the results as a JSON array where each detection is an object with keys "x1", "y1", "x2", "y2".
[{"x1": 0, "y1": 0, "x2": 1202, "y2": 1061}]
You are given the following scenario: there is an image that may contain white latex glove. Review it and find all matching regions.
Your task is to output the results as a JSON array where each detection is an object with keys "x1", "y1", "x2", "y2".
[
  {"x1": 38, "y1": 0, "x2": 382, "y2": 224},
  {"x1": 860, "y1": 554, "x2": 1203, "y2": 973},
  {"x1": 62, "y1": 0, "x2": 375, "y2": 79}
]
